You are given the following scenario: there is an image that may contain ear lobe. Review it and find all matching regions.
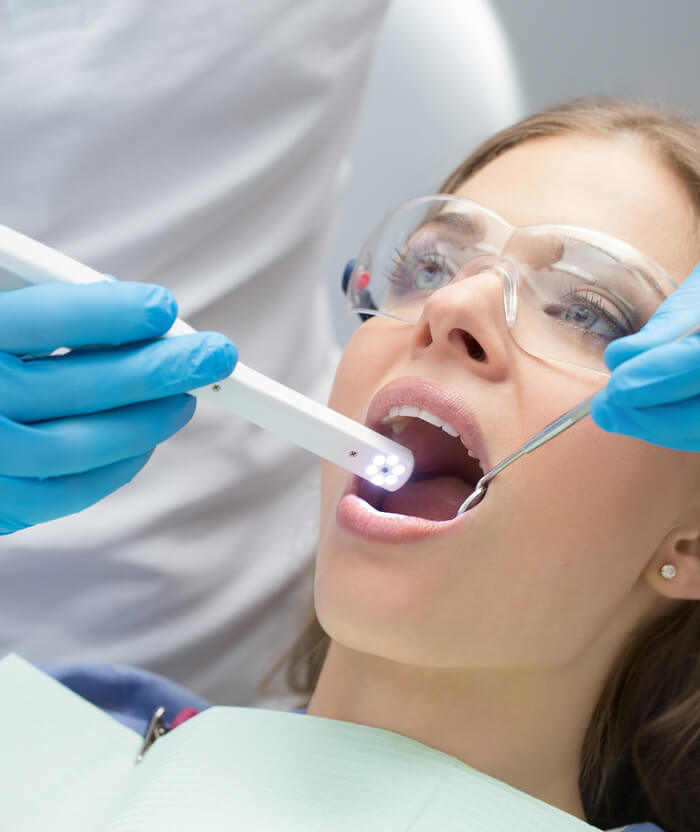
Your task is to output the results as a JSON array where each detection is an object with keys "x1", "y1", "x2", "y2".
[{"x1": 649, "y1": 526, "x2": 700, "y2": 600}]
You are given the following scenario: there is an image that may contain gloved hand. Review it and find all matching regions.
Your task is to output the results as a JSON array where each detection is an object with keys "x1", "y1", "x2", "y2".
[
  {"x1": 591, "y1": 262, "x2": 700, "y2": 451},
  {"x1": 0, "y1": 282, "x2": 237, "y2": 534}
]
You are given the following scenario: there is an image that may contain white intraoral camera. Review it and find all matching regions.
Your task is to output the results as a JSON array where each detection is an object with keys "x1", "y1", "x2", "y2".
[{"x1": 0, "y1": 224, "x2": 415, "y2": 492}]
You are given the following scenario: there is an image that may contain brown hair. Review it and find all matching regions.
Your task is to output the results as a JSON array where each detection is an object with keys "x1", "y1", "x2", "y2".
[{"x1": 260, "y1": 97, "x2": 700, "y2": 832}]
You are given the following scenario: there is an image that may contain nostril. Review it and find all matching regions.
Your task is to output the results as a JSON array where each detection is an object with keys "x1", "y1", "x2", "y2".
[
  {"x1": 415, "y1": 320, "x2": 433, "y2": 349},
  {"x1": 458, "y1": 330, "x2": 486, "y2": 361}
]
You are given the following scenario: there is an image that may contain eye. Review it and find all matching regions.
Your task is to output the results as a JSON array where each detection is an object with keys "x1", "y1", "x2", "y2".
[
  {"x1": 388, "y1": 248, "x2": 457, "y2": 292},
  {"x1": 414, "y1": 257, "x2": 452, "y2": 289},
  {"x1": 545, "y1": 290, "x2": 632, "y2": 342}
]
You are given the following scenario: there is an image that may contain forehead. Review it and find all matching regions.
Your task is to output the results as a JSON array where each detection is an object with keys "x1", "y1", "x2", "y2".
[{"x1": 452, "y1": 133, "x2": 699, "y2": 285}]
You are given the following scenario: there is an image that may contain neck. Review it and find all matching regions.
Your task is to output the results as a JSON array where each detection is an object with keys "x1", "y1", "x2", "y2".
[{"x1": 307, "y1": 641, "x2": 602, "y2": 820}]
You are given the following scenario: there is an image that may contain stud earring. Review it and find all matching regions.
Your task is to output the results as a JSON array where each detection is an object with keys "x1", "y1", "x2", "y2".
[{"x1": 660, "y1": 564, "x2": 677, "y2": 580}]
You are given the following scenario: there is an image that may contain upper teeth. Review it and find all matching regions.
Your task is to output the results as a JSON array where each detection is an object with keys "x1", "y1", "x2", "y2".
[{"x1": 380, "y1": 405, "x2": 480, "y2": 460}]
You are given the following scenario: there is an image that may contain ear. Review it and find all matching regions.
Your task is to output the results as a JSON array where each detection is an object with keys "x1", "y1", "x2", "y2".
[{"x1": 646, "y1": 526, "x2": 700, "y2": 600}]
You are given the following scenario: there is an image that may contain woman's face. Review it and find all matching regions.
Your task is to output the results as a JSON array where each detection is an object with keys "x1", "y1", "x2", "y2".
[{"x1": 315, "y1": 133, "x2": 700, "y2": 670}]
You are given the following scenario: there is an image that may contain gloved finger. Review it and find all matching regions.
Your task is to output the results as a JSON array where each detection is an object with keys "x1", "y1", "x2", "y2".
[
  {"x1": 0, "y1": 451, "x2": 153, "y2": 534},
  {"x1": 0, "y1": 282, "x2": 178, "y2": 355},
  {"x1": 603, "y1": 261, "x2": 700, "y2": 372},
  {"x1": 1, "y1": 332, "x2": 237, "y2": 423},
  {"x1": 0, "y1": 394, "x2": 195, "y2": 478},
  {"x1": 599, "y1": 334, "x2": 700, "y2": 409},
  {"x1": 591, "y1": 390, "x2": 700, "y2": 451}
]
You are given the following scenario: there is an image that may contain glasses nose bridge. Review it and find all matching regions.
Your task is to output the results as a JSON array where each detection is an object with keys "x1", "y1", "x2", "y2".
[{"x1": 452, "y1": 253, "x2": 519, "y2": 327}]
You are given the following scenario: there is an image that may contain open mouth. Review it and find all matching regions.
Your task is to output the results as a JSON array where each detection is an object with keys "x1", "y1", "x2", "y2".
[
  {"x1": 336, "y1": 377, "x2": 491, "y2": 543},
  {"x1": 357, "y1": 410, "x2": 484, "y2": 521}
]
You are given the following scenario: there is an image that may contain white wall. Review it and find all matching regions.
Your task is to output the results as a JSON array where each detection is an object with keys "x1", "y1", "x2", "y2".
[{"x1": 491, "y1": 0, "x2": 700, "y2": 116}]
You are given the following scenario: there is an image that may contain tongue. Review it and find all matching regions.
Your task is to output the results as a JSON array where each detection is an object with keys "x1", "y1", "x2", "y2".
[{"x1": 380, "y1": 475, "x2": 472, "y2": 521}]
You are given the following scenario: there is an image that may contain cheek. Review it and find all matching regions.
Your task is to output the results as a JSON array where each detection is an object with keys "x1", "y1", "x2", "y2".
[
  {"x1": 504, "y1": 365, "x2": 686, "y2": 566},
  {"x1": 513, "y1": 410, "x2": 689, "y2": 549},
  {"x1": 325, "y1": 320, "x2": 404, "y2": 416}
]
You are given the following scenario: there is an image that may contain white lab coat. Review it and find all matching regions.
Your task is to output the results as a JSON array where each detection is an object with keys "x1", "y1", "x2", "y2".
[{"x1": 0, "y1": 0, "x2": 519, "y2": 707}]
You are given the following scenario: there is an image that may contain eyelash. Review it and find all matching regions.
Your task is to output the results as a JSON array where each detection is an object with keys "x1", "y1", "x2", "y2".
[
  {"x1": 386, "y1": 248, "x2": 454, "y2": 286},
  {"x1": 556, "y1": 283, "x2": 632, "y2": 339}
]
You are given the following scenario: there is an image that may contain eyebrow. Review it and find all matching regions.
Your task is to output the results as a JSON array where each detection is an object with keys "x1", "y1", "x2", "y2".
[
  {"x1": 553, "y1": 262, "x2": 635, "y2": 312},
  {"x1": 560, "y1": 237, "x2": 668, "y2": 298},
  {"x1": 422, "y1": 212, "x2": 483, "y2": 236}
]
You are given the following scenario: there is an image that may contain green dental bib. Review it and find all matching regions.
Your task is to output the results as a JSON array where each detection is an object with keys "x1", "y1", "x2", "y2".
[{"x1": 1, "y1": 654, "x2": 602, "y2": 831}]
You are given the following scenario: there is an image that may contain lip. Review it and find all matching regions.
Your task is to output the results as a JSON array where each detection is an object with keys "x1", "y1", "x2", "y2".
[
  {"x1": 336, "y1": 473, "x2": 483, "y2": 543},
  {"x1": 364, "y1": 376, "x2": 490, "y2": 470}
]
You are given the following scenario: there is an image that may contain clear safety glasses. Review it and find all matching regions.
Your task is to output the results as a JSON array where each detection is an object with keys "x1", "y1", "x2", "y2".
[{"x1": 344, "y1": 196, "x2": 678, "y2": 374}]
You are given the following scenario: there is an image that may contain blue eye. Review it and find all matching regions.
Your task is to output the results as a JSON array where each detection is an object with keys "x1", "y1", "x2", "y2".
[
  {"x1": 565, "y1": 303, "x2": 599, "y2": 328},
  {"x1": 387, "y1": 248, "x2": 456, "y2": 291},
  {"x1": 546, "y1": 290, "x2": 632, "y2": 342},
  {"x1": 415, "y1": 260, "x2": 451, "y2": 289}
]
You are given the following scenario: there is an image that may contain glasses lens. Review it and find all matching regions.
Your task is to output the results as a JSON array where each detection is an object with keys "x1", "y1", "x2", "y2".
[
  {"x1": 347, "y1": 198, "x2": 674, "y2": 372},
  {"x1": 503, "y1": 228, "x2": 671, "y2": 372},
  {"x1": 346, "y1": 197, "x2": 510, "y2": 322}
]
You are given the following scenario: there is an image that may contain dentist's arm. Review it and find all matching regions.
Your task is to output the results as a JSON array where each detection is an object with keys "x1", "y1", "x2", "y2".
[
  {"x1": 591, "y1": 263, "x2": 700, "y2": 451},
  {"x1": 0, "y1": 282, "x2": 236, "y2": 534}
]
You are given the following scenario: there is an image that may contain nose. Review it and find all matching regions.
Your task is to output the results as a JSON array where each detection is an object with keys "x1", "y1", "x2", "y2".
[{"x1": 410, "y1": 257, "x2": 517, "y2": 380}]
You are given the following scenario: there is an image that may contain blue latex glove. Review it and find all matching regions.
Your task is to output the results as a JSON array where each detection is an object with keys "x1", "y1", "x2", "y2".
[
  {"x1": 591, "y1": 262, "x2": 700, "y2": 451},
  {"x1": 0, "y1": 282, "x2": 237, "y2": 534}
]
